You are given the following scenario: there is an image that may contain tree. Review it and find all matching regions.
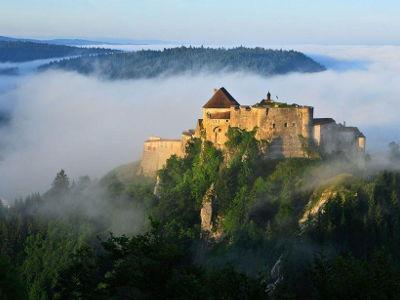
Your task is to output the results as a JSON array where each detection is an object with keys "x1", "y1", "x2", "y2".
[
  {"x1": 0, "y1": 254, "x2": 27, "y2": 300},
  {"x1": 49, "y1": 169, "x2": 70, "y2": 197},
  {"x1": 388, "y1": 141, "x2": 400, "y2": 163}
]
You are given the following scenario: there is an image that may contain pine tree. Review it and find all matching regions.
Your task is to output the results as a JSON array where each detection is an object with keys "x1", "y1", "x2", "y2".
[{"x1": 50, "y1": 169, "x2": 70, "y2": 197}]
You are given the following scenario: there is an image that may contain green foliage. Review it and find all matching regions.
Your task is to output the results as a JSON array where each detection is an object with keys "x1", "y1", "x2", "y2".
[
  {"x1": 309, "y1": 251, "x2": 400, "y2": 299},
  {"x1": 43, "y1": 46, "x2": 326, "y2": 79},
  {"x1": 253, "y1": 101, "x2": 298, "y2": 108},
  {"x1": 299, "y1": 134, "x2": 321, "y2": 159},
  {"x1": 55, "y1": 221, "x2": 265, "y2": 300},
  {"x1": 48, "y1": 169, "x2": 70, "y2": 197},
  {"x1": 0, "y1": 254, "x2": 27, "y2": 300},
  {"x1": 156, "y1": 139, "x2": 223, "y2": 240},
  {"x1": 0, "y1": 168, "x2": 156, "y2": 299},
  {"x1": 217, "y1": 127, "x2": 267, "y2": 216},
  {"x1": 21, "y1": 222, "x2": 90, "y2": 300},
  {"x1": 6, "y1": 130, "x2": 400, "y2": 298},
  {"x1": 301, "y1": 171, "x2": 400, "y2": 258},
  {"x1": 0, "y1": 40, "x2": 117, "y2": 62}
]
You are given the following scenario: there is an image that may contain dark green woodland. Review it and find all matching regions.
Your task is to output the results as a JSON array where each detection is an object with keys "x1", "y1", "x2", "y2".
[
  {"x1": 42, "y1": 46, "x2": 325, "y2": 79},
  {"x1": 0, "y1": 41, "x2": 118, "y2": 62},
  {"x1": 2, "y1": 128, "x2": 400, "y2": 299}
]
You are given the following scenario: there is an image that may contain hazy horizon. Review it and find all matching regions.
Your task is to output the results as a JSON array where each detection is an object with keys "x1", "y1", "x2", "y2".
[{"x1": 2, "y1": 1, "x2": 400, "y2": 45}]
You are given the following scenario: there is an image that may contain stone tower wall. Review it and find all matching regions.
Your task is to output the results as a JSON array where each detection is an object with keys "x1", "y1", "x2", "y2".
[
  {"x1": 202, "y1": 108, "x2": 232, "y2": 148},
  {"x1": 229, "y1": 106, "x2": 313, "y2": 157}
]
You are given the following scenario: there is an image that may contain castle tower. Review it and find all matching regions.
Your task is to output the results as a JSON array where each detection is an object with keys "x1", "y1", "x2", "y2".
[{"x1": 200, "y1": 87, "x2": 239, "y2": 147}]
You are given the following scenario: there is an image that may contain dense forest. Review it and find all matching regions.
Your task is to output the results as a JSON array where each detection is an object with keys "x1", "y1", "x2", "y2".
[
  {"x1": 42, "y1": 46, "x2": 326, "y2": 79},
  {"x1": 2, "y1": 129, "x2": 400, "y2": 299},
  {"x1": 0, "y1": 41, "x2": 118, "y2": 62}
]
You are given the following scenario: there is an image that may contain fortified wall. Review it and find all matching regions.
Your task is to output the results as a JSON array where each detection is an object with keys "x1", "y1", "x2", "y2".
[
  {"x1": 138, "y1": 88, "x2": 366, "y2": 176},
  {"x1": 138, "y1": 132, "x2": 193, "y2": 177}
]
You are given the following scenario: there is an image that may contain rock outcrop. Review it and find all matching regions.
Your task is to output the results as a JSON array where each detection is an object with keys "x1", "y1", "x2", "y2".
[
  {"x1": 299, "y1": 174, "x2": 358, "y2": 226},
  {"x1": 200, "y1": 184, "x2": 222, "y2": 239},
  {"x1": 153, "y1": 176, "x2": 162, "y2": 197}
]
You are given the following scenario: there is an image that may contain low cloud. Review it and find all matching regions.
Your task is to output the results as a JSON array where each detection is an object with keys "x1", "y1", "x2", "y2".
[{"x1": 1, "y1": 45, "x2": 400, "y2": 200}]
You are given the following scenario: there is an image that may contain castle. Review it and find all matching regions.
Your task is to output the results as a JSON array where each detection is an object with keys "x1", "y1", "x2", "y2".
[{"x1": 139, "y1": 88, "x2": 365, "y2": 176}]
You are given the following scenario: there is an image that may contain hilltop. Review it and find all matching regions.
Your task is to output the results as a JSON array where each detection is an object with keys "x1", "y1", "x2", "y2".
[
  {"x1": 0, "y1": 40, "x2": 119, "y2": 62},
  {"x1": 42, "y1": 46, "x2": 326, "y2": 79}
]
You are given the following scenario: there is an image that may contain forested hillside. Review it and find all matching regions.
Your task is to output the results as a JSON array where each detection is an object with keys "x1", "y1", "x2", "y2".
[
  {"x1": 0, "y1": 41, "x2": 118, "y2": 62},
  {"x1": 2, "y1": 129, "x2": 400, "y2": 298},
  {"x1": 42, "y1": 46, "x2": 326, "y2": 79}
]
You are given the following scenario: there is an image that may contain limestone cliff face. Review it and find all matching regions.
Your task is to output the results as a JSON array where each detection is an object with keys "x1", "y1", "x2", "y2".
[
  {"x1": 299, "y1": 174, "x2": 358, "y2": 226},
  {"x1": 153, "y1": 176, "x2": 162, "y2": 197},
  {"x1": 200, "y1": 184, "x2": 223, "y2": 239},
  {"x1": 200, "y1": 198, "x2": 213, "y2": 232}
]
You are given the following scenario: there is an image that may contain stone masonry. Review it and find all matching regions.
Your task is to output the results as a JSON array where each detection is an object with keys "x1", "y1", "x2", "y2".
[{"x1": 138, "y1": 88, "x2": 366, "y2": 176}]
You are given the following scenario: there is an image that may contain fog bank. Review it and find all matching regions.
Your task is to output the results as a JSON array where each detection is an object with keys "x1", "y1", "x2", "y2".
[{"x1": 1, "y1": 45, "x2": 400, "y2": 200}]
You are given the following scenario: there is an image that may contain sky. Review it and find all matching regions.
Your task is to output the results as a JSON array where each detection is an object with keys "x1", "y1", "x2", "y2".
[{"x1": 1, "y1": 0, "x2": 400, "y2": 44}]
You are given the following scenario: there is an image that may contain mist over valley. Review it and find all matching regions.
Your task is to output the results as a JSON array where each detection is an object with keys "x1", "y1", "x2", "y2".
[{"x1": 1, "y1": 44, "x2": 399, "y2": 200}]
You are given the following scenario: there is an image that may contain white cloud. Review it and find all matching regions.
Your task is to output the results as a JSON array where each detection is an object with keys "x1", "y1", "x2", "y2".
[{"x1": 1, "y1": 45, "x2": 400, "y2": 200}]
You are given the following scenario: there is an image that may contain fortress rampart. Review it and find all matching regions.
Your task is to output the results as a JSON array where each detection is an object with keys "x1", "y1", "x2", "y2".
[
  {"x1": 138, "y1": 137, "x2": 184, "y2": 177},
  {"x1": 138, "y1": 132, "x2": 193, "y2": 177},
  {"x1": 138, "y1": 88, "x2": 365, "y2": 176}
]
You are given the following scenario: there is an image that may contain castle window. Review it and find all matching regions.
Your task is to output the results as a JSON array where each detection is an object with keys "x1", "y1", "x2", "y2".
[
  {"x1": 272, "y1": 123, "x2": 276, "y2": 129},
  {"x1": 226, "y1": 120, "x2": 229, "y2": 122},
  {"x1": 284, "y1": 123, "x2": 288, "y2": 128},
  {"x1": 292, "y1": 123, "x2": 296, "y2": 127}
]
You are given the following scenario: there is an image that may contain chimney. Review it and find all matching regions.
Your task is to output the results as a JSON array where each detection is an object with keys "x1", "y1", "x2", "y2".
[{"x1": 213, "y1": 88, "x2": 218, "y2": 94}]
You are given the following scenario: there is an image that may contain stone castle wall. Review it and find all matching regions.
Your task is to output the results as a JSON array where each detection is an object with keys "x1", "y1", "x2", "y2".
[
  {"x1": 138, "y1": 137, "x2": 184, "y2": 177},
  {"x1": 200, "y1": 105, "x2": 313, "y2": 157},
  {"x1": 314, "y1": 123, "x2": 365, "y2": 154},
  {"x1": 138, "y1": 88, "x2": 365, "y2": 177}
]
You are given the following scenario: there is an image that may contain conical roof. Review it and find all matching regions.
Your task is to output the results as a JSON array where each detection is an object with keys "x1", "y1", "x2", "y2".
[{"x1": 203, "y1": 87, "x2": 240, "y2": 108}]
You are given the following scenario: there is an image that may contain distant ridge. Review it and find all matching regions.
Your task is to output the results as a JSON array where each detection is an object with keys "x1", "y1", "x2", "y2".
[
  {"x1": 0, "y1": 36, "x2": 172, "y2": 46},
  {"x1": 0, "y1": 40, "x2": 119, "y2": 62},
  {"x1": 43, "y1": 46, "x2": 326, "y2": 79}
]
